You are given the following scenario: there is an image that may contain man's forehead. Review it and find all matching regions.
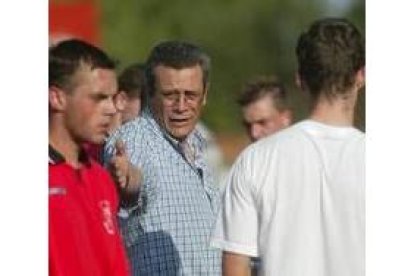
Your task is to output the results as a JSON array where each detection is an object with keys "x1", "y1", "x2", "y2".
[
  {"x1": 76, "y1": 62, "x2": 115, "y2": 74},
  {"x1": 70, "y1": 65, "x2": 116, "y2": 92},
  {"x1": 154, "y1": 64, "x2": 202, "y2": 74},
  {"x1": 247, "y1": 95, "x2": 278, "y2": 111},
  {"x1": 154, "y1": 65, "x2": 203, "y2": 86},
  {"x1": 73, "y1": 64, "x2": 115, "y2": 80}
]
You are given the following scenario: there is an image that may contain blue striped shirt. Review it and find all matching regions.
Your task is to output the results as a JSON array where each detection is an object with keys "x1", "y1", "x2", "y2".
[{"x1": 104, "y1": 109, "x2": 221, "y2": 275}]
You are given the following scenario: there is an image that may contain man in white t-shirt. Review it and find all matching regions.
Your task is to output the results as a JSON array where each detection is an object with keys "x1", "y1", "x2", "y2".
[{"x1": 211, "y1": 17, "x2": 365, "y2": 276}]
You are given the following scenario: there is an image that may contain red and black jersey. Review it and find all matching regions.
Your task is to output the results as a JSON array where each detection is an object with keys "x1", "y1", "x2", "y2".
[{"x1": 49, "y1": 145, "x2": 130, "y2": 276}]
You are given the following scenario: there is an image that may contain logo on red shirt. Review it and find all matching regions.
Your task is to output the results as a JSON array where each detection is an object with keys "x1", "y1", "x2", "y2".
[{"x1": 99, "y1": 200, "x2": 115, "y2": 235}]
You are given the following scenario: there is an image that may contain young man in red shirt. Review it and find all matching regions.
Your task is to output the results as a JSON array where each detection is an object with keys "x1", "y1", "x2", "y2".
[{"x1": 49, "y1": 39, "x2": 135, "y2": 276}]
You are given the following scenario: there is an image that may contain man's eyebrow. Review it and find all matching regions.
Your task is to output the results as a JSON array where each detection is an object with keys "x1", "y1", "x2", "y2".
[{"x1": 90, "y1": 91, "x2": 113, "y2": 98}]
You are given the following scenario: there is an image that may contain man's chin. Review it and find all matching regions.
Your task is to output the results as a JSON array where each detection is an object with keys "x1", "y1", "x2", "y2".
[{"x1": 88, "y1": 134, "x2": 106, "y2": 145}]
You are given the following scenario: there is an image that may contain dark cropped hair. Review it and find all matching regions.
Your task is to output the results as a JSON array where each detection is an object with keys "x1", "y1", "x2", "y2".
[
  {"x1": 49, "y1": 39, "x2": 116, "y2": 91},
  {"x1": 145, "y1": 40, "x2": 211, "y2": 97},
  {"x1": 118, "y1": 63, "x2": 147, "y2": 104},
  {"x1": 296, "y1": 18, "x2": 365, "y2": 99},
  {"x1": 238, "y1": 75, "x2": 289, "y2": 112}
]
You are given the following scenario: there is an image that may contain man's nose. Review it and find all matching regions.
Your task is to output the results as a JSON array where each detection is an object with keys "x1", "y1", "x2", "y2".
[
  {"x1": 174, "y1": 93, "x2": 187, "y2": 112},
  {"x1": 105, "y1": 98, "x2": 117, "y2": 115},
  {"x1": 250, "y1": 125, "x2": 262, "y2": 142}
]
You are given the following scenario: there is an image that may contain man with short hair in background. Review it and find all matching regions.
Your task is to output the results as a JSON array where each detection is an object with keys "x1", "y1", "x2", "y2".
[
  {"x1": 238, "y1": 75, "x2": 292, "y2": 142},
  {"x1": 111, "y1": 63, "x2": 147, "y2": 131}
]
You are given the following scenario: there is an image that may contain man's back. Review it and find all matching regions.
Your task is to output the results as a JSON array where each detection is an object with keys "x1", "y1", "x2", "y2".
[{"x1": 213, "y1": 120, "x2": 364, "y2": 276}]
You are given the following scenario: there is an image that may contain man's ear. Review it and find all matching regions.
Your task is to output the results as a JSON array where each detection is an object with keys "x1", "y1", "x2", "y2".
[
  {"x1": 114, "y1": 91, "x2": 128, "y2": 111},
  {"x1": 49, "y1": 86, "x2": 67, "y2": 112},
  {"x1": 295, "y1": 71, "x2": 303, "y2": 90},
  {"x1": 202, "y1": 84, "x2": 209, "y2": 106},
  {"x1": 282, "y1": 109, "x2": 293, "y2": 127},
  {"x1": 355, "y1": 67, "x2": 365, "y2": 90}
]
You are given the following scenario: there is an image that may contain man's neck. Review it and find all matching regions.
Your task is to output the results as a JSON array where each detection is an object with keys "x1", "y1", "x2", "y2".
[
  {"x1": 309, "y1": 90, "x2": 358, "y2": 127},
  {"x1": 49, "y1": 120, "x2": 82, "y2": 168}
]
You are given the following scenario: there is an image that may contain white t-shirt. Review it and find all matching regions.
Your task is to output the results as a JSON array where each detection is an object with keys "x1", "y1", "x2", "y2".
[{"x1": 211, "y1": 120, "x2": 365, "y2": 276}]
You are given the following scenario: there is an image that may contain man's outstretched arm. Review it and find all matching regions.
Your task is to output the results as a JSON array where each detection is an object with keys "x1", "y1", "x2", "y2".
[{"x1": 223, "y1": 251, "x2": 251, "y2": 276}]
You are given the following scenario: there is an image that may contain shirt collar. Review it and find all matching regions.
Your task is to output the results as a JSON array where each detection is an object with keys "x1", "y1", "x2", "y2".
[{"x1": 48, "y1": 144, "x2": 91, "y2": 166}]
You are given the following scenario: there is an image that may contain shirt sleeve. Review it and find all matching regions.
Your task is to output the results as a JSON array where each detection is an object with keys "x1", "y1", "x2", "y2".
[
  {"x1": 111, "y1": 220, "x2": 132, "y2": 276},
  {"x1": 102, "y1": 130, "x2": 119, "y2": 168},
  {"x1": 210, "y1": 149, "x2": 259, "y2": 257},
  {"x1": 104, "y1": 169, "x2": 132, "y2": 276},
  {"x1": 103, "y1": 125, "x2": 144, "y2": 214}
]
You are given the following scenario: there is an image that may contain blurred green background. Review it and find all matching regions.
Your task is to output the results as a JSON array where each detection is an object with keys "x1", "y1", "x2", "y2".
[
  {"x1": 101, "y1": 0, "x2": 365, "y2": 135},
  {"x1": 50, "y1": 0, "x2": 364, "y2": 162}
]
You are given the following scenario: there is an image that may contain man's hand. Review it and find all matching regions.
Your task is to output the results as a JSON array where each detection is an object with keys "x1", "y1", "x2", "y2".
[{"x1": 110, "y1": 140, "x2": 142, "y2": 194}]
